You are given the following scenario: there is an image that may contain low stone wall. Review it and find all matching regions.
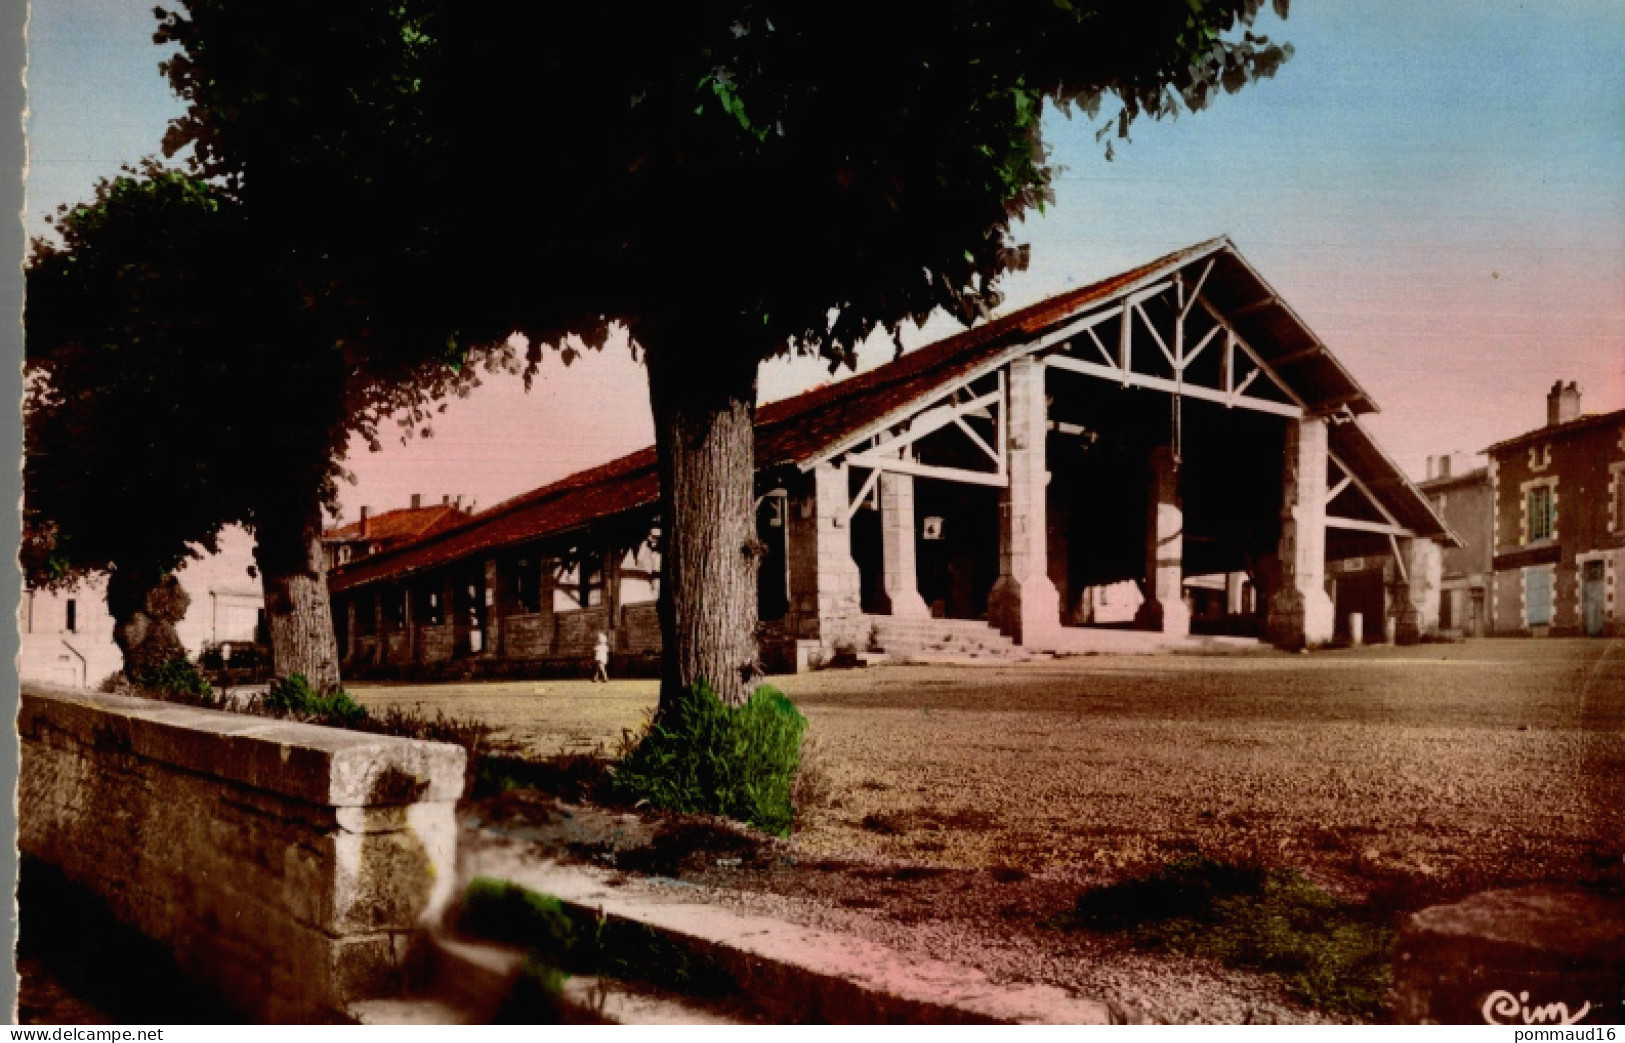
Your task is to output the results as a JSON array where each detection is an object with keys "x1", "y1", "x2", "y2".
[{"x1": 18, "y1": 684, "x2": 466, "y2": 1022}]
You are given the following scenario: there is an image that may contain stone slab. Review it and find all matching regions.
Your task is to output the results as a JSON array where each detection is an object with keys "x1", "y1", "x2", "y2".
[
  {"x1": 1394, "y1": 887, "x2": 1625, "y2": 1025},
  {"x1": 469, "y1": 845, "x2": 1111, "y2": 1025}
]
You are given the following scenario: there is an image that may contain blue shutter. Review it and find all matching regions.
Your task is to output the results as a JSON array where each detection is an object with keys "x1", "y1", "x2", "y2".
[{"x1": 1525, "y1": 567, "x2": 1552, "y2": 626}]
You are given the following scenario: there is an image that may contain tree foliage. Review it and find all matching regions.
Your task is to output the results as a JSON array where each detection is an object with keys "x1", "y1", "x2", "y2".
[
  {"x1": 148, "y1": 0, "x2": 1292, "y2": 703},
  {"x1": 24, "y1": 167, "x2": 252, "y2": 590},
  {"x1": 154, "y1": 0, "x2": 1291, "y2": 371}
]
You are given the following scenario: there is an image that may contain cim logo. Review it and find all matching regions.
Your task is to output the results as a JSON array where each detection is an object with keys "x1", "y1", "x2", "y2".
[{"x1": 1482, "y1": 989, "x2": 1593, "y2": 1026}]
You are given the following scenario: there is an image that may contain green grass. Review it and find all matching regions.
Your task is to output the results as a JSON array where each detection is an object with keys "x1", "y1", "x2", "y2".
[
  {"x1": 130, "y1": 657, "x2": 218, "y2": 707},
  {"x1": 264, "y1": 673, "x2": 369, "y2": 726},
  {"x1": 1063, "y1": 857, "x2": 1394, "y2": 1020},
  {"x1": 611, "y1": 682, "x2": 807, "y2": 835},
  {"x1": 457, "y1": 877, "x2": 735, "y2": 1003}
]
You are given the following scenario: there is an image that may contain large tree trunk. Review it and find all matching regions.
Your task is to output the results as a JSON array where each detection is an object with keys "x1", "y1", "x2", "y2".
[
  {"x1": 106, "y1": 567, "x2": 191, "y2": 679},
  {"x1": 254, "y1": 491, "x2": 343, "y2": 693},
  {"x1": 645, "y1": 337, "x2": 763, "y2": 710}
]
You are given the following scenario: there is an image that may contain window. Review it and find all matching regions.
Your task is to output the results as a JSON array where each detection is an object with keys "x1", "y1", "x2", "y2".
[
  {"x1": 1528, "y1": 486, "x2": 1554, "y2": 542},
  {"x1": 65, "y1": 598, "x2": 77, "y2": 633}
]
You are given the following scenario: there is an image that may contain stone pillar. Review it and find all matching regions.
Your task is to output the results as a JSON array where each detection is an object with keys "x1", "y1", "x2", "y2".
[
  {"x1": 787, "y1": 463, "x2": 863, "y2": 653},
  {"x1": 1267, "y1": 416, "x2": 1336, "y2": 648},
  {"x1": 878, "y1": 472, "x2": 930, "y2": 618},
  {"x1": 1393, "y1": 537, "x2": 1444, "y2": 645},
  {"x1": 1133, "y1": 446, "x2": 1190, "y2": 636},
  {"x1": 1225, "y1": 571, "x2": 1247, "y2": 616},
  {"x1": 988, "y1": 357, "x2": 1062, "y2": 645},
  {"x1": 482, "y1": 559, "x2": 501, "y2": 657}
]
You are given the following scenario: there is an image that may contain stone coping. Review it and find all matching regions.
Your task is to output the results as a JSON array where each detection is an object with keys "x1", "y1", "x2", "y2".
[{"x1": 20, "y1": 683, "x2": 465, "y2": 808}]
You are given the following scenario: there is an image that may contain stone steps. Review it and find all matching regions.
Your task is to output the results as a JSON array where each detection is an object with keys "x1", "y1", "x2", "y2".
[{"x1": 865, "y1": 615, "x2": 1042, "y2": 662}]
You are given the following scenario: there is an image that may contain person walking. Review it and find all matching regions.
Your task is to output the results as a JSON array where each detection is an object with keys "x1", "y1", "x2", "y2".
[{"x1": 592, "y1": 632, "x2": 610, "y2": 683}]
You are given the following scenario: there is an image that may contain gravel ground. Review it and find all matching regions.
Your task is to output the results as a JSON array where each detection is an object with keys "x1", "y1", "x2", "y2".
[{"x1": 359, "y1": 637, "x2": 1625, "y2": 1023}]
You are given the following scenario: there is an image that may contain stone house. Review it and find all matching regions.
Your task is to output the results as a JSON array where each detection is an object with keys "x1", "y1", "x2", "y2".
[
  {"x1": 1486, "y1": 382, "x2": 1625, "y2": 636},
  {"x1": 1416, "y1": 455, "x2": 1493, "y2": 638},
  {"x1": 325, "y1": 238, "x2": 1455, "y2": 678},
  {"x1": 18, "y1": 525, "x2": 264, "y2": 688},
  {"x1": 321, "y1": 496, "x2": 470, "y2": 570}
]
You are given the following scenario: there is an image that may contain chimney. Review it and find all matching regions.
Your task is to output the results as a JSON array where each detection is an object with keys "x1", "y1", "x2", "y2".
[
  {"x1": 442, "y1": 494, "x2": 451, "y2": 505},
  {"x1": 411, "y1": 493, "x2": 422, "y2": 510},
  {"x1": 1438, "y1": 455, "x2": 1451, "y2": 479},
  {"x1": 359, "y1": 506, "x2": 370, "y2": 537},
  {"x1": 1547, "y1": 380, "x2": 1582, "y2": 427}
]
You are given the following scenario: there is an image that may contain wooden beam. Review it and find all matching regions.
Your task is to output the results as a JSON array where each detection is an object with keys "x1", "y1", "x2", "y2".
[
  {"x1": 845, "y1": 453, "x2": 1008, "y2": 488},
  {"x1": 1230, "y1": 295, "x2": 1278, "y2": 319},
  {"x1": 1137, "y1": 302, "x2": 1178, "y2": 370},
  {"x1": 1197, "y1": 297, "x2": 1308, "y2": 409},
  {"x1": 1328, "y1": 450, "x2": 1403, "y2": 528},
  {"x1": 1327, "y1": 515, "x2": 1417, "y2": 537},
  {"x1": 953, "y1": 414, "x2": 1003, "y2": 467},
  {"x1": 1178, "y1": 259, "x2": 1216, "y2": 321},
  {"x1": 1325, "y1": 475, "x2": 1354, "y2": 506},
  {"x1": 1045, "y1": 354, "x2": 1304, "y2": 418},
  {"x1": 1388, "y1": 533, "x2": 1409, "y2": 582},
  {"x1": 1183, "y1": 324, "x2": 1223, "y2": 369},
  {"x1": 841, "y1": 467, "x2": 881, "y2": 525}
]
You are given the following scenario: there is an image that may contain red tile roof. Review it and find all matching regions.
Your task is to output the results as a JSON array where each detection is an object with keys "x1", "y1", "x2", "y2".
[
  {"x1": 329, "y1": 238, "x2": 1435, "y2": 591},
  {"x1": 325, "y1": 504, "x2": 468, "y2": 544}
]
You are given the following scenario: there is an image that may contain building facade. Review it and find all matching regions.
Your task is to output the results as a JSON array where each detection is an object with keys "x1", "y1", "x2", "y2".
[
  {"x1": 326, "y1": 239, "x2": 1456, "y2": 679},
  {"x1": 1487, "y1": 383, "x2": 1625, "y2": 637},
  {"x1": 18, "y1": 525, "x2": 264, "y2": 688},
  {"x1": 1416, "y1": 455, "x2": 1493, "y2": 638}
]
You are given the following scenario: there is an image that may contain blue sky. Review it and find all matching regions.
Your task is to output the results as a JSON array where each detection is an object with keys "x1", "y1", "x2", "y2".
[{"x1": 25, "y1": 1, "x2": 1625, "y2": 520}]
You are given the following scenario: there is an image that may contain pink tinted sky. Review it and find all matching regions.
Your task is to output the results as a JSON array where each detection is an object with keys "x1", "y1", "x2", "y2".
[{"x1": 26, "y1": 1, "x2": 1625, "y2": 524}]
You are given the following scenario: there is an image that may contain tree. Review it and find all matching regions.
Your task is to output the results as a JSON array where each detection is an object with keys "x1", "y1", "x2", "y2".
[
  {"x1": 152, "y1": 0, "x2": 1292, "y2": 707},
  {"x1": 24, "y1": 169, "x2": 254, "y2": 677},
  {"x1": 25, "y1": 165, "x2": 502, "y2": 690}
]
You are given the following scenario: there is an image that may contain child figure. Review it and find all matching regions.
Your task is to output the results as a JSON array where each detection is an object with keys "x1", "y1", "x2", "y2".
[{"x1": 592, "y1": 632, "x2": 610, "y2": 683}]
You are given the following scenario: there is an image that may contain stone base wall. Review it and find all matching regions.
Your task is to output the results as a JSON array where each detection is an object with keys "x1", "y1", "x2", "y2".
[
  {"x1": 417, "y1": 624, "x2": 455, "y2": 663},
  {"x1": 555, "y1": 606, "x2": 611, "y2": 655},
  {"x1": 618, "y1": 602, "x2": 661, "y2": 655},
  {"x1": 18, "y1": 685, "x2": 465, "y2": 1022}
]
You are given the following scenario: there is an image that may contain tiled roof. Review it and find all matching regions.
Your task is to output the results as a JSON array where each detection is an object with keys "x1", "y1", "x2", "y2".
[
  {"x1": 1484, "y1": 406, "x2": 1625, "y2": 455},
  {"x1": 330, "y1": 238, "x2": 1437, "y2": 591},
  {"x1": 324, "y1": 504, "x2": 468, "y2": 543}
]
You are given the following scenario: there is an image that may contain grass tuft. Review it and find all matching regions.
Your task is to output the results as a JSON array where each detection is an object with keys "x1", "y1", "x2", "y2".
[
  {"x1": 611, "y1": 682, "x2": 807, "y2": 835},
  {"x1": 1064, "y1": 856, "x2": 1393, "y2": 1020}
]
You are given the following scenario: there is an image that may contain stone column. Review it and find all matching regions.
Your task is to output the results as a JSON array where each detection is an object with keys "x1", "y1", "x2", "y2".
[
  {"x1": 987, "y1": 357, "x2": 1062, "y2": 645},
  {"x1": 878, "y1": 472, "x2": 930, "y2": 618},
  {"x1": 1393, "y1": 537, "x2": 1443, "y2": 645},
  {"x1": 1225, "y1": 571, "x2": 1247, "y2": 616},
  {"x1": 1133, "y1": 446, "x2": 1190, "y2": 636},
  {"x1": 787, "y1": 463, "x2": 863, "y2": 652},
  {"x1": 1267, "y1": 416, "x2": 1335, "y2": 648},
  {"x1": 482, "y1": 559, "x2": 501, "y2": 657}
]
